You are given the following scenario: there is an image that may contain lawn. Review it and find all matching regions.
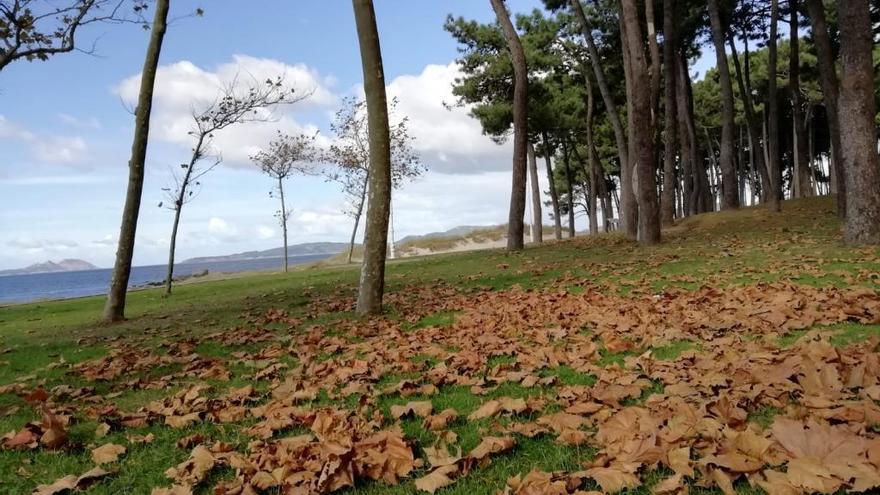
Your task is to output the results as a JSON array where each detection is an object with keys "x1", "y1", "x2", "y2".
[{"x1": 1, "y1": 196, "x2": 879, "y2": 495}]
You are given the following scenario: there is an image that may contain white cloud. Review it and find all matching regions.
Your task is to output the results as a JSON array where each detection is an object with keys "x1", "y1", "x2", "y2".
[
  {"x1": 115, "y1": 55, "x2": 337, "y2": 168},
  {"x1": 256, "y1": 225, "x2": 275, "y2": 239},
  {"x1": 385, "y1": 62, "x2": 512, "y2": 174},
  {"x1": 0, "y1": 115, "x2": 88, "y2": 164},
  {"x1": 58, "y1": 113, "x2": 101, "y2": 130},
  {"x1": 6, "y1": 237, "x2": 79, "y2": 251}
]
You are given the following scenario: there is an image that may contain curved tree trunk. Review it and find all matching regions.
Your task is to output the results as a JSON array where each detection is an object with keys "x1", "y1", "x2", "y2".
[
  {"x1": 491, "y1": 0, "x2": 528, "y2": 251},
  {"x1": 675, "y1": 51, "x2": 695, "y2": 217},
  {"x1": 353, "y1": 0, "x2": 392, "y2": 315},
  {"x1": 103, "y1": 0, "x2": 170, "y2": 322},
  {"x1": 838, "y1": 0, "x2": 880, "y2": 244},
  {"x1": 621, "y1": 0, "x2": 661, "y2": 244},
  {"x1": 542, "y1": 132, "x2": 563, "y2": 240},
  {"x1": 660, "y1": 0, "x2": 677, "y2": 226},
  {"x1": 348, "y1": 176, "x2": 369, "y2": 264},
  {"x1": 164, "y1": 204, "x2": 182, "y2": 296},
  {"x1": 767, "y1": 0, "x2": 782, "y2": 211},
  {"x1": 805, "y1": 0, "x2": 845, "y2": 218},
  {"x1": 707, "y1": 0, "x2": 739, "y2": 210},
  {"x1": 729, "y1": 34, "x2": 770, "y2": 203},
  {"x1": 279, "y1": 177, "x2": 289, "y2": 272},
  {"x1": 568, "y1": 0, "x2": 635, "y2": 239},
  {"x1": 527, "y1": 143, "x2": 543, "y2": 243}
]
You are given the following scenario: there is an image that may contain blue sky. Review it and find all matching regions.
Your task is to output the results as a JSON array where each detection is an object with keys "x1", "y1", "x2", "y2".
[{"x1": 0, "y1": 0, "x2": 712, "y2": 270}]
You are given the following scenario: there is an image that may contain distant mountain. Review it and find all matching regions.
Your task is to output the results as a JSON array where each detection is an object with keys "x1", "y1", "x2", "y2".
[
  {"x1": 182, "y1": 242, "x2": 348, "y2": 264},
  {"x1": 396, "y1": 225, "x2": 494, "y2": 246},
  {"x1": 0, "y1": 259, "x2": 98, "y2": 276}
]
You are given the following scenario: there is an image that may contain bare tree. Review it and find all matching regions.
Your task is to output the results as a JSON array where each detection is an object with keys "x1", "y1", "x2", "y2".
[
  {"x1": 0, "y1": 0, "x2": 159, "y2": 71},
  {"x1": 161, "y1": 77, "x2": 303, "y2": 295},
  {"x1": 251, "y1": 130, "x2": 318, "y2": 272},
  {"x1": 352, "y1": 0, "x2": 390, "y2": 315},
  {"x1": 324, "y1": 96, "x2": 423, "y2": 264},
  {"x1": 490, "y1": 0, "x2": 528, "y2": 251},
  {"x1": 102, "y1": 0, "x2": 168, "y2": 323}
]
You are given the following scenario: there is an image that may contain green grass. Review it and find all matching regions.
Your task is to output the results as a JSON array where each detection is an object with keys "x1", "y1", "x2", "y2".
[{"x1": 2, "y1": 197, "x2": 880, "y2": 494}]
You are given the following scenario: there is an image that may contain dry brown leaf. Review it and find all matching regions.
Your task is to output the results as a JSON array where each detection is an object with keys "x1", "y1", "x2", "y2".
[
  {"x1": 414, "y1": 465, "x2": 458, "y2": 494},
  {"x1": 585, "y1": 466, "x2": 640, "y2": 493},
  {"x1": 390, "y1": 401, "x2": 433, "y2": 419},
  {"x1": 91, "y1": 443, "x2": 126, "y2": 464}
]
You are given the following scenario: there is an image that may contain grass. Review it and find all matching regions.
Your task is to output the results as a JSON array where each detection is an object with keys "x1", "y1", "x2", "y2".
[{"x1": 1, "y1": 196, "x2": 880, "y2": 494}]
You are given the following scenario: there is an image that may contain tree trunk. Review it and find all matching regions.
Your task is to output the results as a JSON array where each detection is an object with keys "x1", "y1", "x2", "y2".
[
  {"x1": 568, "y1": 0, "x2": 635, "y2": 239},
  {"x1": 542, "y1": 132, "x2": 563, "y2": 240},
  {"x1": 729, "y1": 34, "x2": 771, "y2": 203},
  {"x1": 645, "y1": 0, "x2": 661, "y2": 127},
  {"x1": 103, "y1": 0, "x2": 170, "y2": 322},
  {"x1": 585, "y1": 74, "x2": 600, "y2": 235},
  {"x1": 675, "y1": 51, "x2": 694, "y2": 217},
  {"x1": 660, "y1": 0, "x2": 677, "y2": 226},
  {"x1": 348, "y1": 174, "x2": 369, "y2": 264},
  {"x1": 790, "y1": 0, "x2": 812, "y2": 198},
  {"x1": 838, "y1": 0, "x2": 880, "y2": 244},
  {"x1": 561, "y1": 140, "x2": 576, "y2": 238},
  {"x1": 707, "y1": 0, "x2": 739, "y2": 210},
  {"x1": 805, "y1": 0, "x2": 845, "y2": 218},
  {"x1": 767, "y1": 0, "x2": 782, "y2": 211},
  {"x1": 491, "y1": 0, "x2": 528, "y2": 251},
  {"x1": 164, "y1": 205, "x2": 182, "y2": 296},
  {"x1": 527, "y1": 142, "x2": 543, "y2": 243},
  {"x1": 279, "y1": 177, "x2": 288, "y2": 272},
  {"x1": 353, "y1": 0, "x2": 392, "y2": 315},
  {"x1": 621, "y1": 0, "x2": 661, "y2": 244}
]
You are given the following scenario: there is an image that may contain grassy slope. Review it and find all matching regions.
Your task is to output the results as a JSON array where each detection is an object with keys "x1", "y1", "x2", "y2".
[{"x1": 0, "y1": 196, "x2": 879, "y2": 494}]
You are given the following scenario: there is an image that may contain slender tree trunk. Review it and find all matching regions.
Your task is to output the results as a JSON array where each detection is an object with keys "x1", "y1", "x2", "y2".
[
  {"x1": 164, "y1": 139, "x2": 201, "y2": 296},
  {"x1": 491, "y1": 0, "x2": 528, "y2": 251},
  {"x1": 353, "y1": 0, "x2": 392, "y2": 314},
  {"x1": 767, "y1": 0, "x2": 782, "y2": 210},
  {"x1": 348, "y1": 173, "x2": 369, "y2": 264},
  {"x1": 585, "y1": 74, "x2": 600, "y2": 235},
  {"x1": 806, "y1": 0, "x2": 845, "y2": 218},
  {"x1": 542, "y1": 133, "x2": 563, "y2": 240},
  {"x1": 838, "y1": 0, "x2": 880, "y2": 244},
  {"x1": 568, "y1": 0, "x2": 635, "y2": 239},
  {"x1": 621, "y1": 0, "x2": 661, "y2": 244},
  {"x1": 164, "y1": 205, "x2": 182, "y2": 295},
  {"x1": 676, "y1": 51, "x2": 694, "y2": 216},
  {"x1": 729, "y1": 35, "x2": 771, "y2": 203},
  {"x1": 661, "y1": 0, "x2": 678, "y2": 226},
  {"x1": 707, "y1": 0, "x2": 739, "y2": 209},
  {"x1": 103, "y1": 0, "x2": 170, "y2": 322},
  {"x1": 561, "y1": 140, "x2": 576, "y2": 238},
  {"x1": 790, "y1": 0, "x2": 812, "y2": 198},
  {"x1": 645, "y1": 0, "x2": 661, "y2": 127},
  {"x1": 527, "y1": 142, "x2": 543, "y2": 243},
  {"x1": 279, "y1": 177, "x2": 288, "y2": 272}
]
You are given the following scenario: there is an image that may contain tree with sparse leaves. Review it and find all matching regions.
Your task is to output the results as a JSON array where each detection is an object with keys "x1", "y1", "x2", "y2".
[
  {"x1": 323, "y1": 96, "x2": 424, "y2": 264},
  {"x1": 252, "y1": 130, "x2": 319, "y2": 273},
  {"x1": 161, "y1": 77, "x2": 305, "y2": 295}
]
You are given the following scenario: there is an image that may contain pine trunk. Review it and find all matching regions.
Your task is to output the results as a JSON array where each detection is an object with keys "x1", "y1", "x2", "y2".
[
  {"x1": 805, "y1": 0, "x2": 845, "y2": 217},
  {"x1": 621, "y1": 0, "x2": 661, "y2": 244},
  {"x1": 790, "y1": 0, "x2": 813, "y2": 198},
  {"x1": 660, "y1": 0, "x2": 677, "y2": 226},
  {"x1": 527, "y1": 142, "x2": 543, "y2": 243},
  {"x1": 839, "y1": 0, "x2": 880, "y2": 244},
  {"x1": 767, "y1": 0, "x2": 782, "y2": 211},
  {"x1": 707, "y1": 0, "x2": 739, "y2": 209},
  {"x1": 542, "y1": 133, "x2": 563, "y2": 240},
  {"x1": 103, "y1": 0, "x2": 170, "y2": 322},
  {"x1": 491, "y1": 0, "x2": 528, "y2": 251}
]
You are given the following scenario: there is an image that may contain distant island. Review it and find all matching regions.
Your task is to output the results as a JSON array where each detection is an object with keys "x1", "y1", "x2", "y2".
[
  {"x1": 0, "y1": 259, "x2": 98, "y2": 276},
  {"x1": 182, "y1": 242, "x2": 348, "y2": 264}
]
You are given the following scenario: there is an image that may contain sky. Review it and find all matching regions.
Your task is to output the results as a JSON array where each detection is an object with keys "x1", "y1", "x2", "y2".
[{"x1": 0, "y1": 0, "x2": 714, "y2": 270}]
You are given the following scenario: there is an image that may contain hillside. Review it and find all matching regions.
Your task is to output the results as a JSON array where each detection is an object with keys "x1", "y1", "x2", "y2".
[
  {"x1": 0, "y1": 258, "x2": 97, "y2": 276},
  {"x1": 2, "y1": 197, "x2": 880, "y2": 495},
  {"x1": 182, "y1": 242, "x2": 348, "y2": 263}
]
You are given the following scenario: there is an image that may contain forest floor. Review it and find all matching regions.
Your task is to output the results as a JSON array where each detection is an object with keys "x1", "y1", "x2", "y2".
[{"x1": 2, "y1": 196, "x2": 880, "y2": 495}]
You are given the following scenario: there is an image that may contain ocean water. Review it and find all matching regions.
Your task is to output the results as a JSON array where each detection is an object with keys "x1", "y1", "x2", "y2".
[{"x1": 0, "y1": 254, "x2": 332, "y2": 305}]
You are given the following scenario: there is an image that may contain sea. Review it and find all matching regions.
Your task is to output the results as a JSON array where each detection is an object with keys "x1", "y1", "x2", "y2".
[{"x1": 0, "y1": 254, "x2": 333, "y2": 305}]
